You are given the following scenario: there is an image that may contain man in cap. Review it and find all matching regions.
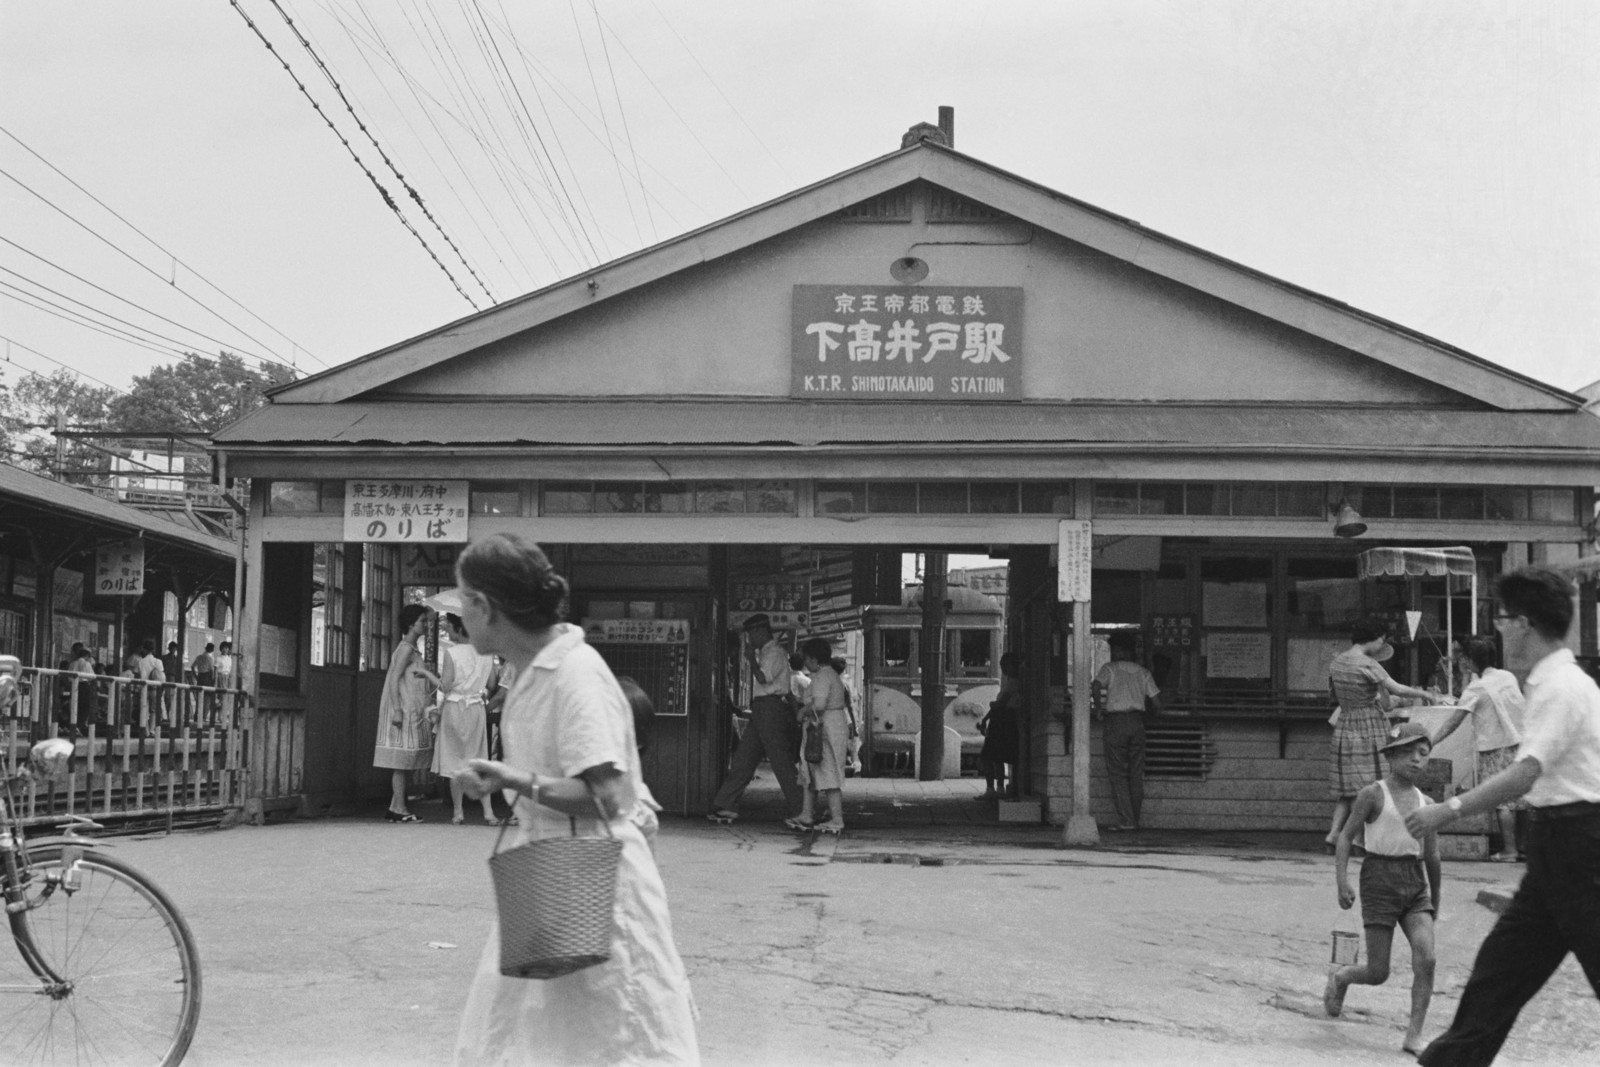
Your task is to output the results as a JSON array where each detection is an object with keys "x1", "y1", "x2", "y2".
[
  {"x1": 707, "y1": 614, "x2": 804, "y2": 823},
  {"x1": 1405, "y1": 567, "x2": 1600, "y2": 1065}
]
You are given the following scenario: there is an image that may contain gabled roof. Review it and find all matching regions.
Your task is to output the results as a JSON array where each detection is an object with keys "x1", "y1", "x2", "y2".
[
  {"x1": 268, "y1": 140, "x2": 1581, "y2": 412},
  {"x1": 0, "y1": 461, "x2": 238, "y2": 559}
]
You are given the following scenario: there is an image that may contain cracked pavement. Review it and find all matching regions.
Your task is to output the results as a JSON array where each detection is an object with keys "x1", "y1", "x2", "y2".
[{"x1": 89, "y1": 807, "x2": 1600, "y2": 1066}]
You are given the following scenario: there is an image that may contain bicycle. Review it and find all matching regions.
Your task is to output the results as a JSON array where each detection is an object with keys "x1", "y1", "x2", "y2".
[{"x1": 0, "y1": 656, "x2": 202, "y2": 1065}]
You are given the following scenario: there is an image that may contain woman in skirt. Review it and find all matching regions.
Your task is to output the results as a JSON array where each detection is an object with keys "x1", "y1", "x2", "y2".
[
  {"x1": 1326, "y1": 616, "x2": 1436, "y2": 850},
  {"x1": 374, "y1": 603, "x2": 437, "y2": 823},
  {"x1": 432, "y1": 612, "x2": 499, "y2": 824}
]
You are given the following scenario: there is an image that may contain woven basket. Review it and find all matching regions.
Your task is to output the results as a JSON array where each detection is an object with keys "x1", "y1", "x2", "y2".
[{"x1": 489, "y1": 795, "x2": 622, "y2": 980}]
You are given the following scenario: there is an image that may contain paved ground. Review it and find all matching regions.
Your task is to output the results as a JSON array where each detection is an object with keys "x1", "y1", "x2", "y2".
[{"x1": 52, "y1": 773, "x2": 1600, "y2": 1066}]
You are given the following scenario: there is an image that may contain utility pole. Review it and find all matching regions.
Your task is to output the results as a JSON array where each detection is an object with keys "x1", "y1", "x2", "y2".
[{"x1": 54, "y1": 409, "x2": 65, "y2": 477}]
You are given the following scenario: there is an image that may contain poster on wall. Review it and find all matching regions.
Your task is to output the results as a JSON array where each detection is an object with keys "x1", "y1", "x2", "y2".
[
  {"x1": 1202, "y1": 582, "x2": 1267, "y2": 627},
  {"x1": 1205, "y1": 631, "x2": 1272, "y2": 678},
  {"x1": 1287, "y1": 635, "x2": 1352, "y2": 694},
  {"x1": 343, "y1": 480, "x2": 468, "y2": 543},
  {"x1": 1057, "y1": 520, "x2": 1092, "y2": 602},
  {"x1": 790, "y1": 285, "x2": 1023, "y2": 401}
]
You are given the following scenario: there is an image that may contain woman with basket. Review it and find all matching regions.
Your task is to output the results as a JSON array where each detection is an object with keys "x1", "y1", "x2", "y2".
[{"x1": 451, "y1": 533, "x2": 699, "y2": 1066}]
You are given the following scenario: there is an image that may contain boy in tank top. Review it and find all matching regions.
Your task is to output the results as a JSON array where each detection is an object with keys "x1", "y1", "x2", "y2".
[{"x1": 1325, "y1": 721, "x2": 1443, "y2": 1055}]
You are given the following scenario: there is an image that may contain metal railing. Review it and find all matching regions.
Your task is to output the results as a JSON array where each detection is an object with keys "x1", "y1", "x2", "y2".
[{"x1": 1, "y1": 665, "x2": 247, "y2": 828}]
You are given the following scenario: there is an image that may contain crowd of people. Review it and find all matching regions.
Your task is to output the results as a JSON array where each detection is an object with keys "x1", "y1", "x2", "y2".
[{"x1": 44, "y1": 636, "x2": 240, "y2": 736}]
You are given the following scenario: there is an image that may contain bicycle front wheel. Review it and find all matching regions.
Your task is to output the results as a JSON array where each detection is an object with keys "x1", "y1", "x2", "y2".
[{"x1": 1, "y1": 846, "x2": 201, "y2": 1066}]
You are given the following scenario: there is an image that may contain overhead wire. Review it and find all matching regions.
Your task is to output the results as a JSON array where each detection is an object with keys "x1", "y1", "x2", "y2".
[
  {"x1": 307, "y1": 0, "x2": 540, "y2": 290},
  {"x1": 0, "y1": 163, "x2": 320, "y2": 370},
  {"x1": 0, "y1": 274, "x2": 213, "y2": 361},
  {"x1": 0, "y1": 125, "x2": 328, "y2": 369},
  {"x1": 226, "y1": 0, "x2": 482, "y2": 309},
  {"x1": 591, "y1": 0, "x2": 656, "y2": 243},
  {"x1": 0, "y1": 235, "x2": 295, "y2": 372},
  {"x1": 644, "y1": 0, "x2": 792, "y2": 183},
  {"x1": 568, "y1": 0, "x2": 641, "y2": 248},
  {"x1": 263, "y1": 0, "x2": 497, "y2": 305}
]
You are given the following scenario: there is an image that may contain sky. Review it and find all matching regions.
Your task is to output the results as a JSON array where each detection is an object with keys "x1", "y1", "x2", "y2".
[{"x1": 2, "y1": 1, "x2": 1597, "y2": 404}]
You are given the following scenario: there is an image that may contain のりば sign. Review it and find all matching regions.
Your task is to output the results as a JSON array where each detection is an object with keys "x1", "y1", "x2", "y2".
[
  {"x1": 791, "y1": 285, "x2": 1023, "y2": 400},
  {"x1": 343, "y1": 480, "x2": 470, "y2": 543}
]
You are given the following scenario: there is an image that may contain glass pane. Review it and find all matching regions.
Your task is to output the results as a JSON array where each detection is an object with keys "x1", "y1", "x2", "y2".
[
  {"x1": 696, "y1": 481, "x2": 745, "y2": 513},
  {"x1": 1484, "y1": 486, "x2": 1528, "y2": 521},
  {"x1": 1394, "y1": 486, "x2": 1438, "y2": 519},
  {"x1": 470, "y1": 481, "x2": 520, "y2": 516},
  {"x1": 918, "y1": 482, "x2": 968, "y2": 514},
  {"x1": 879, "y1": 629, "x2": 913, "y2": 671},
  {"x1": 644, "y1": 482, "x2": 693, "y2": 513},
  {"x1": 1278, "y1": 483, "x2": 1325, "y2": 518},
  {"x1": 748, "y1": 481, "x2": 796, "y2": 514},
  {"x1": 1184, "y1": 483, "x2": 1221, "y2": 515},
  {"x1": 268, "y1": 481, "x2": 319, "y2": 513},
  {"x1": 1287, "y1": 557, "x2": 1361, "y2": 634},
  {"x1": 816, "y1": 482, "x2": 866, "y2": 515},
  {"x1": 1230, "y1": 484, "x2": 1276, "y2": 517},
  {"x1": 1140, "y1": 483, "x2": 1183, "y2": 515},
  {"x1": 953, "y1": 629, "x2": 993, "y2": 676},
  {"x1": 1354, "y1": 485, "x2": 1393, "y2": 518},
  {"x1": 1439, "y1": 487, "x2": 1482, "y2": 521},
  {"x1": 1020, "y1": 482, "x2": 1072, "y2": 513},
  {"x1": 594, "y1": 482, "x2": 644, "y2": 513},
  {"x1": 1093, "y1": 482, "x2": 1139, "y2": 515},
  {"x1": 540, "y1": 481, "x2": 591, "y2": 514},
  {"x1": 969, "y1": 481, "x2": 1019, "y2": 514},
  {"x1": 867, "y1": 482, "x2": 917, "y2": 513},
  {"x1": 1530, "y1": 488, "x2": 1577, "y2": 523},
  {"x1": 319, "y1": 481, "x2": 346, "y2": 511}
]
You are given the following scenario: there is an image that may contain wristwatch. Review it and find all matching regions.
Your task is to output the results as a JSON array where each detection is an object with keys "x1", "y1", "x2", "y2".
[{"x1": 1445, "y1": 796, "x2": 1463, "y2": 815}]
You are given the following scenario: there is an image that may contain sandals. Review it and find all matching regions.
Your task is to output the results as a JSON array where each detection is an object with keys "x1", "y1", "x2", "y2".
[
  {"x1": 814, "y1": 821, "x2": 845, "y2": 835},
  {"x1": 384, "y1": 810, "x2": 421, "y2": 824},
  {"x1": 784, "y1": 816, "x2": 815, "y2": 832},
  {"x1": 451, "y1": 814, "x2": 465, "y2": 825}
]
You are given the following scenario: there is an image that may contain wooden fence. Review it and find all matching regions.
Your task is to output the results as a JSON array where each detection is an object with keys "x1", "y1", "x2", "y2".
[{"x1": 2, "y1": 665, "x2": 247, "y2": 829}]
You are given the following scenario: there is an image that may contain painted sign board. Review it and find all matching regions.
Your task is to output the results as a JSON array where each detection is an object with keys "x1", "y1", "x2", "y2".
[
  {"x1": 1057, "y1": 520, "x2": 1092, "y2": 602},
  {"x1": 790, "y1": 285, "x2": 1023, "y2": 400},
  {"x1": 582, "y1": 619, "x2": 690, "y2": 644},
  {"x1": 344, "y1": 480, "x2": 469, "y2": 543},
  {"x1": 400, "y1": 544, "x2": 460, "y2": 586},
  {"x1": 95, "y1": 540, "x2": 144, "y2": 596},
  {"x1": 1149, "y1": 614, "x2": 1196, "y2": 650}
]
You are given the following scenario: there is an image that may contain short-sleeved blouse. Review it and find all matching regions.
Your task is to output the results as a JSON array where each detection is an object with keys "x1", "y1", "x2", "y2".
[{"x1": 1329, "y1": 648, "x2": 1390, "y2": 717}]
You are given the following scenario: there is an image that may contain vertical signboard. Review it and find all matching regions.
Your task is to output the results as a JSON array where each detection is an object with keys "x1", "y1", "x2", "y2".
[
  {"x1": 95, "y1": 539, "x2": 145, "y2": 597},
  {"x1": 344, "y1": 480, "x2": 470, "y2": 543},
  {"x1": 1057, "y1": 520, "x2": 1092, "y2": 602},
  {"x1": 791, "y1": 285, "x2": 1023, "y2": 400}
]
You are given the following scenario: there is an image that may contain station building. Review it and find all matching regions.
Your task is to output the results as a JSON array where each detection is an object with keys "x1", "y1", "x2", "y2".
[{"x1": 212, "y1": 121, "x2": 1600, "y2": 834}]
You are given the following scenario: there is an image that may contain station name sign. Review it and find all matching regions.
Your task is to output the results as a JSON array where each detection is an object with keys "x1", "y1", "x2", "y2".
[
  {"x1": 790, "y1": 285, "x2": 1023, "y2": 401},
  {"x1": 344, "y1": 480, "x2": 469, "y2": 543}
]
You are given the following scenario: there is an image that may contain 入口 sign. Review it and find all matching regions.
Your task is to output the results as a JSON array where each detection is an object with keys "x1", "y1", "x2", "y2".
[
  {"x1": 344, "y1": 480, "x2": 469, "y2": 543},
  {"x1": 95, "y1": 539, "x2": 144, "y2": 596},
  {"x1": 791, "y1": 285, "x2": 1023, "y2": 400},
  {"x1": 400, "y1": 544, "x2": 460, "y2": 586}
]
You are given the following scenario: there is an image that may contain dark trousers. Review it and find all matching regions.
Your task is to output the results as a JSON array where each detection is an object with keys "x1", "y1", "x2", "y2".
[
  {"x1": 1418, "y1": 809, "x2": 1600, "y2": 1066},
  {"x1": 711, "y1": 694, "x2": 802, "y2": 815},
  {"x1": 1102, "y1": 712, "x2": 1146, "y2": 827}
]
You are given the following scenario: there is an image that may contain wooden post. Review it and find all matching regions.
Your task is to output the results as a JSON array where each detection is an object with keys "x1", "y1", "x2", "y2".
[
  {"x1": 918, "y1": 551, "x2": 948, "y2": 781},
  {"x1": 236, "y1": 482, "x2": 265, "y2": 821},
  {"x1": 1061, "y1": 490, "x2": 1100, "y2": 847}
]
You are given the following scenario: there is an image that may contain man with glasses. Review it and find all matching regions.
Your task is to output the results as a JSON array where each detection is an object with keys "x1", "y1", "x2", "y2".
[{"x1": 1404, "y1": 566, "x2": 1600, "y2": 1065}]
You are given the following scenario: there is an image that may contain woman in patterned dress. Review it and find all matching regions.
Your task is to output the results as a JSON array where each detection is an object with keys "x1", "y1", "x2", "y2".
[
  {"x1": 451, "y1": 533, "x2": 698, "y2": 1065},
  {"x1": 432, "y1": 613, "x2": 499, "y2": 824},
  {"x1": 1326, "y1": 616, "x2": 1436, "y2": 850},
  {"x1": 374, "y1": 603, "x2": 437, "y2": 823}
]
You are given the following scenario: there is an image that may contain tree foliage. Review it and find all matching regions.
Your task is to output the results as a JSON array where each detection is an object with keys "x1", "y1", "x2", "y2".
[
  {"x1": 0, "y1": 368, "x2": 118, "y2": 474},
  {"x1": 109, "y1": 352, "x2": 295, "y2": 435}
]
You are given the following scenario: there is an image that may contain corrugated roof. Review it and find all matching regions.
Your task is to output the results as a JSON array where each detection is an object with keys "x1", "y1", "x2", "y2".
[
  {"x1": 214, "y1": 399, "x2": 1600, "y2": 457},
  {"x1": 0, "y1": 462, "x2": 238, "y2": 558}
]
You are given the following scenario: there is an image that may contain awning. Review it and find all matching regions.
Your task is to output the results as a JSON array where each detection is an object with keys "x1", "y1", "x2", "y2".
[
  {"x1": 1553, "y1": 555, "x2": 1600, "y2": 579},
  {"x1": 1357, "y1": 546, "x2": 1477, "y2": 579}
]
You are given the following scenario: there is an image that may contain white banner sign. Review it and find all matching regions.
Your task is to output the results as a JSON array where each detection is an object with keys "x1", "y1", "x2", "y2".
[
  {"x1": 343, "y1": 480, "x2": 469, "y2": 543},
  {"x1": 1057, "y1": 520, "x2": 1092, "y2": 602},
  {"x1": 1205, "y1": 631, "x2": 1273, "y2": 679},
  {"x1": 94, "y1": 539, "x2": 144, "y2": 596},
  {"x1": 583, "y1": 619, "x2": 690, "y2": 644}
]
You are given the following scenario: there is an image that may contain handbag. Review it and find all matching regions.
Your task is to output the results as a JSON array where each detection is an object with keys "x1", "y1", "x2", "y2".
[
  {"x1": 488, "y1": 784, "x2": 622, "y2": 980},
  {"x1": 803, "y1": 718, "x2": 824, "y2": 764}
]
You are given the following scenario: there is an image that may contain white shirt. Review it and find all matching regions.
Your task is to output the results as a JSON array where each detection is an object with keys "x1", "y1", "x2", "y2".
[
  {"x1": 750, "y1": 638, "x2": 790, "y2": 699},
  {"x1": 1095, "y1": 660, "x2": 1160, "y2": 713},
  {"x1": 1518, "y1": 648, "x2": 1600, "y2": 807},
  {"x1": 1456, "y1": 667, "x2": 1524, "y2": 752},
  {"x1": 215, "y1": 653, "x2": 236, "y2": 681}
]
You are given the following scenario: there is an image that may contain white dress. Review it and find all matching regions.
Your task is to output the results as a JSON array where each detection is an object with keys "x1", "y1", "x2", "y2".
[
  {"x1": 432, "y1": 643, "x2": 497, "y2": 778},
  {"x1": 453, "y1": 624, "x2": 699, "y2": 1066}
]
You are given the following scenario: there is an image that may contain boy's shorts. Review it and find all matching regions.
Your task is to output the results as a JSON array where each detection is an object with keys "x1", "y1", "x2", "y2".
[{"x1": 1359, "y1": 854, "x2": 1433, "y2": 929}]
